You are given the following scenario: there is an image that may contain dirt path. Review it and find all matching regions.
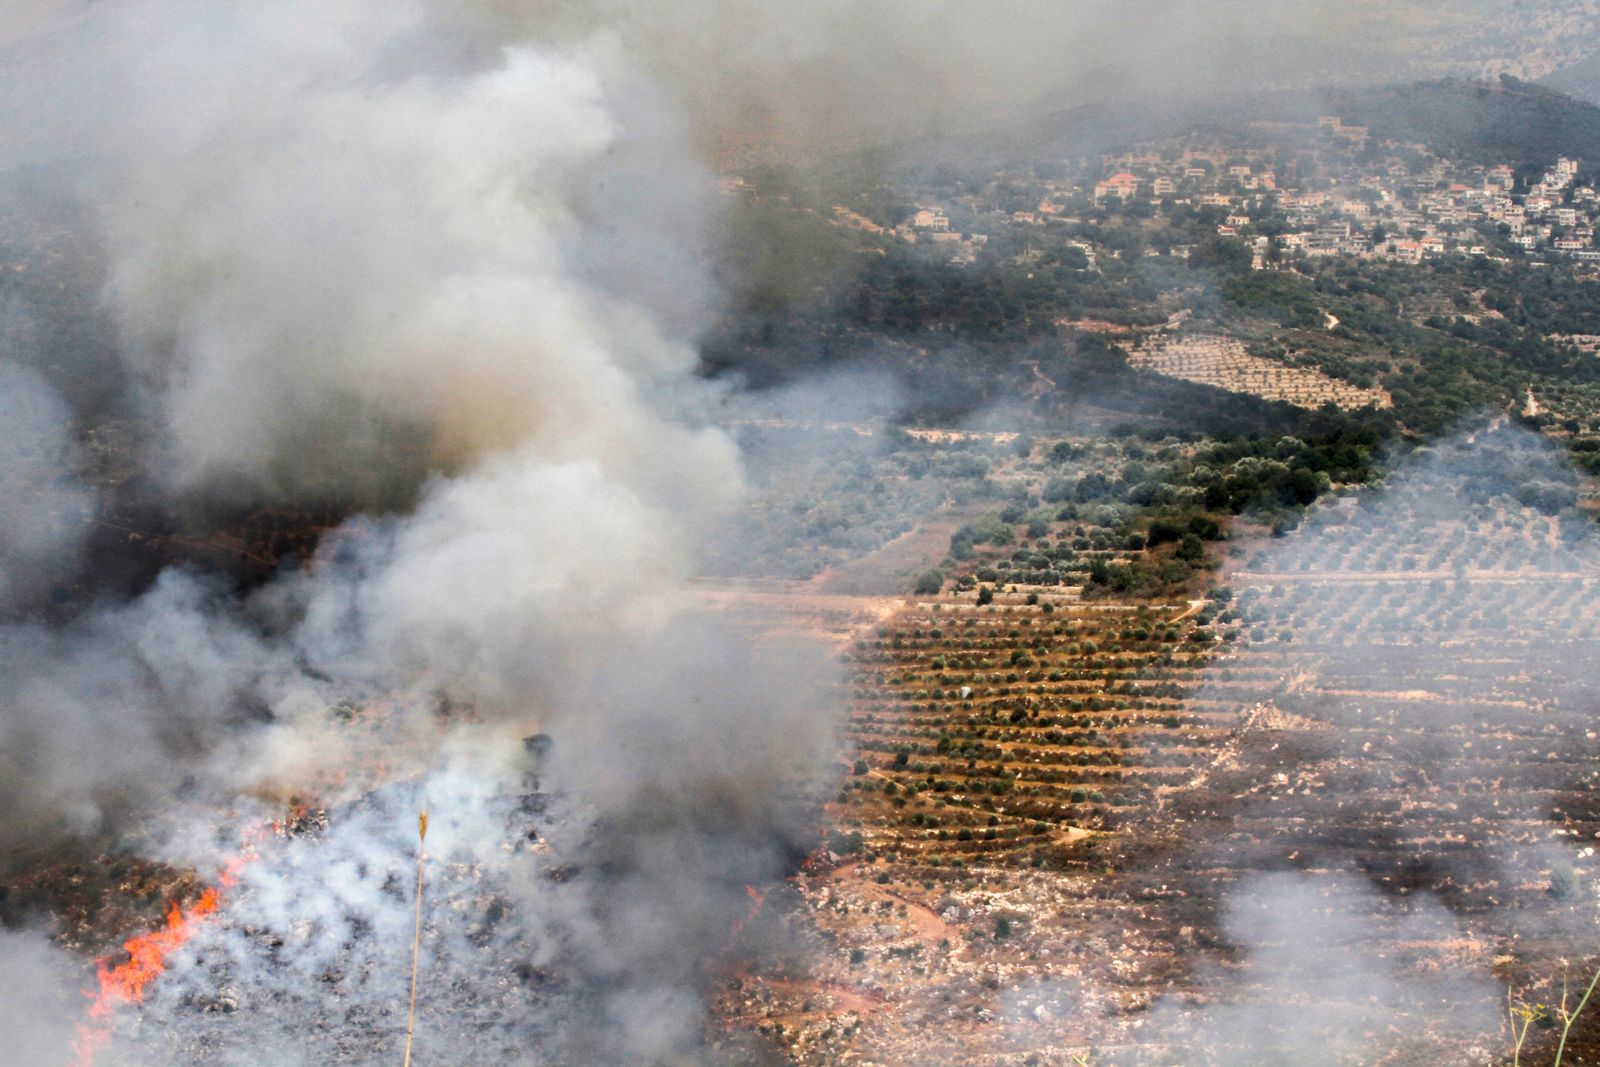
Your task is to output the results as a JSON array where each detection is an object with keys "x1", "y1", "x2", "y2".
[
  {"x1": 812, "y1": 511, "x2": 975, "y2": 597},
  {"x1": 691, "y1": 580, "x2": 906, "y2": 649},
  {"x1": 828, "y1": 862, "x2": 954, "y2": 947}
]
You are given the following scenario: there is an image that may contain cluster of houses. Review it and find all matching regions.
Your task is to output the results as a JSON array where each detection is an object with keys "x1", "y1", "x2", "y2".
[
  {"x1": 1091, "y1": 155, "x2": 1279, "y2": 204},
  {"x1": 884, "y1": 120, "x2": 1600, "y2": 271},
  {"x1": 1274, "y1": 153, "x2": 1598, "y2": 264},
  {"x1": 1089, "y1": 126, "x2": 1600, "y2": 266}
]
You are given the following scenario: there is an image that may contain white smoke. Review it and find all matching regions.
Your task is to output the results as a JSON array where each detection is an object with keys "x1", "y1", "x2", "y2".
[
  {"x1": 1129, "y1": 872, "x2": 1502, "y2": 1066},
  {"x1": 6, "y1": 0, "x2": 724, "y2": 502},
  {"x1": 0, "y1": 927, "x2": 81, "y2": 1067},
  {"x1": 0, "y1": 357, "x2": 95, "y2": 611}
]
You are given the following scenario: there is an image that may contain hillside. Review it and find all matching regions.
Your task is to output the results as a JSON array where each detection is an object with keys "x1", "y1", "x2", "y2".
[
  {"x1": 1543, "y1": 50, "x2": 1600, "y2": 109},
  {"x1": 888, "y1": 77, "x2": 1600, "y2": 179},
  {"x1": 1328, "y1": 76, "x2": 1600, "y2": 167}
]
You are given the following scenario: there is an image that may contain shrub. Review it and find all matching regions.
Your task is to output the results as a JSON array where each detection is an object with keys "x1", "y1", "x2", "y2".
[{"x1": 1147, "y1": 518, "x2": 1183, "y2": 546}]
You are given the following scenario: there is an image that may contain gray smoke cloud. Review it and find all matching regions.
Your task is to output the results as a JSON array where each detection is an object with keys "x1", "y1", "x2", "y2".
[
  {"x1": 5, "y1": 0, "x2": 726, "y2": 503},
  {"x1": 0, "y1": 570, "x2": 287, "y2": 856},
  {"x1": 0, "y1": 355, "x2": 95, "y2": 611},
  {"x1": 0, "y1": 1, "x2": 838, "y2": 1062},
  {"x1": 0, "y1": 927, "x2": 81, "y2": 1067}
]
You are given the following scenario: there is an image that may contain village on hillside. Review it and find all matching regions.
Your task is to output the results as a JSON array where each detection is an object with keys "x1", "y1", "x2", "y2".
[{"x1": 863, "y1": 115, "x2": 1600, "y2": 271}]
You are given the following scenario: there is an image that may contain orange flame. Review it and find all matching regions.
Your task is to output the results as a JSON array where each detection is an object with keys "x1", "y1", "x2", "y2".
[
  {"x1": 727, "y1": 882, "x2": 767, "y2": 942},
  {"x1": 71, "y1": 853, "x2": 255, "y2": 1067}
]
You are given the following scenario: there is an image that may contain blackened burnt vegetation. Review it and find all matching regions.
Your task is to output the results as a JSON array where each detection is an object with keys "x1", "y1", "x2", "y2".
[{"x1": 707, "y1": 253, "x2": 1391, "y2": 440}]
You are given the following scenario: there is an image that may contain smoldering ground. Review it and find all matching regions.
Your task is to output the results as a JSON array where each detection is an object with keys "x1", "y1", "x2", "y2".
[
  {"x1": 0, "y1": 438, "x2": 842, "y2": 1062},
  {"x1": 92, "y1": 622, "x2": 836, "y2": 1067}
]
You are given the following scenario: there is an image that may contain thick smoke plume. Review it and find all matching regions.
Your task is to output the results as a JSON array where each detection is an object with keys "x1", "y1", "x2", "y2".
[
  {"x1": 8, "y1": 0, "x2": 727, "y2": 502},
  {"x1": 0, "y1": 0, "x2": 843, "y2": 1061}
]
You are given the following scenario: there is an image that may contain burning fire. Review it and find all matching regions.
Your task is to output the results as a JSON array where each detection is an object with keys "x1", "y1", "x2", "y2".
[
  {"x1": 727, "y1": 882, "x2": 767, "y2": 942},
  {"x1": 71, "y1": 852, "x2": 257, "y2": 1067}
]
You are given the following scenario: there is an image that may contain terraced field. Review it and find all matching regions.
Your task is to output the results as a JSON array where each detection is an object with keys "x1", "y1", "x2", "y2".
[
  {"x1": 837, "y1": 590, "x2": 1224, "y2": 863},
  {"x1": 1129, "y1": 335, "x2": 1392, "y2": 412}
]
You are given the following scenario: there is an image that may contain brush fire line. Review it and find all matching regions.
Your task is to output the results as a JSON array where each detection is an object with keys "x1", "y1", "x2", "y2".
[
  {"x1": 67, "y1": 813, "x2": 324, "y2": 1067},
  {"x1": 71, "y1": 853, "x2": 253, "y2": 1067},
  {"x1": 728, "y1": 883, "x2": 767, "y2": 942}
]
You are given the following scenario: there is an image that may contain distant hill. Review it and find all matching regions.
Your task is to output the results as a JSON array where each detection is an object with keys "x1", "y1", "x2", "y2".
[
  {"x1": 875, "y1": 76, "x2": 1600, "y2": 179},
  {"x1": 1542, "y1": 51, "x2": 1600, "y2": 108},
  {"x1": 1325, "y1": 76, "x2": 1600, "y2": 168}
]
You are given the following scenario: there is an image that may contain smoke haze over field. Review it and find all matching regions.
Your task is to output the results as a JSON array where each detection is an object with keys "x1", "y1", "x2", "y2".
[
  {"x1": 0, "y1": 927, "x2": 80, "y2": 1067},
  {"x1": 1130, "y1": 873, "x2": 1502, "y2": 1067},
  {"x1": 11, "y1": 2, "x2": 1600, "y2": 170},
  {"x1": 453, "y1": 1, "x2": 1600, "y2": 160},
  {"x1": 1124, "y1": 425, "x2": 1600, "y2": 1063}
]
